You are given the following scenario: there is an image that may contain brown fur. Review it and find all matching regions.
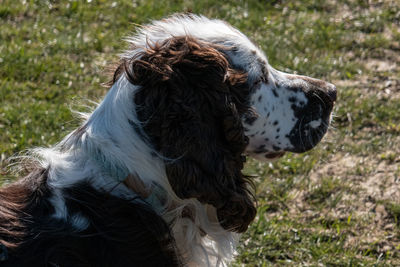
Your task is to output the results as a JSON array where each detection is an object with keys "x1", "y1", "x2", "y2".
[
  {"x1": 0, "y1": 168, "x2": 52, "y2": 251},
  {"x1": 115, "y1": 36, "x2": 257, "y2": 233}
]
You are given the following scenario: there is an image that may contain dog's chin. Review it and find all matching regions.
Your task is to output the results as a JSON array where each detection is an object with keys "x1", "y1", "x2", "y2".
[
  {"x1": 264, "y1": 151, "x2": 286, "y2": 160},
  {"x1": 287, "y1": 124, "x2": 329, "y2": 153},
  {"x1": 248, "y1": 151, "x2": 286, "y2": 161}
]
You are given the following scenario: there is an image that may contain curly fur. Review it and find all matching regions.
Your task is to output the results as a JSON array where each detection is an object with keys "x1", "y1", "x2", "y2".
[{"x1": 119, "y1": 36, "x2": 255, "y2": 233}]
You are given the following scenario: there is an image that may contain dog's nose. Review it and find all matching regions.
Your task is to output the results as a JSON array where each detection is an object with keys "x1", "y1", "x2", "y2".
[
  {"x1": 278, "y1": 72, "x2": 337, "y2": 102},
  {"x1": 325, "y1": 83, "x2": 337, "y2": 102},
  {"x1": 305, "y1": 79, "x2": 337, "y2": 104}
]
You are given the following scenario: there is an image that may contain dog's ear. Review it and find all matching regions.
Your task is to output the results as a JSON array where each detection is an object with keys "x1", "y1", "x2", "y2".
[{"x1": 125, "y1": 36, "x2": 256, "y2": 233}]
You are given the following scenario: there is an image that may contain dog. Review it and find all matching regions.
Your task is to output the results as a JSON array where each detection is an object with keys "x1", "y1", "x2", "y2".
[{"x1": 0, "y1": 14, "x2": 336, "y2": 267}]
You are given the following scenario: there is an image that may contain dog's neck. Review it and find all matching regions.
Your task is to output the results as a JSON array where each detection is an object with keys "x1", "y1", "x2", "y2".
[{"x1": 38, "y1": 77, "x2": 172, "y2": 204}]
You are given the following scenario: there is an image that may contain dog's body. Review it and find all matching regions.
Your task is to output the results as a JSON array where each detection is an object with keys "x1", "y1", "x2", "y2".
[{"x1": 0, "y1": 14, "x2": 336, "y2": 266}]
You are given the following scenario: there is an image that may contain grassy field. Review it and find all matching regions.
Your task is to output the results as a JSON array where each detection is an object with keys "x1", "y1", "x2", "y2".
[{"x1": 1, "y1": 0, "x2": 400, "y2": 266}]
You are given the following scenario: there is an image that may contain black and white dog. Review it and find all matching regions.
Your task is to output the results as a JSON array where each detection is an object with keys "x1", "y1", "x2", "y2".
[{"x1": 0, "y1": 14, "x2": 336, "y2": 266}]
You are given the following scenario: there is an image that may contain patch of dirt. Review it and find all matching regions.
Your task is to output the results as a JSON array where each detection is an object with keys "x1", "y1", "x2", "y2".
[
  {"x1": 334, "y1": 73, "x2": 400, "y2": 101},
  {"x1": 332, "y1": 1, "x2": 400, "y2": 101},
  {"x1": 365, "y1": 59, "x2": 397, "y2": 72},
  {"x1": 289, "y1": 152, "x2": 400, "y2": 257}
]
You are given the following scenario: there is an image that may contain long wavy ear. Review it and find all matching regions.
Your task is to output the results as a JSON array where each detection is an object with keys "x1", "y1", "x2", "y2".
[{"x1": 125, "y1": 36, "x2": 256, "y2": 233}]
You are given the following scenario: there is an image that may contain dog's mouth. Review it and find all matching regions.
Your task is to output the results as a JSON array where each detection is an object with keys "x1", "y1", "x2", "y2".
[
  {"x1": 287, "y1": 92, "x2": 335, "y2": 153},
  {"x1": 264, "y1": 151, "x2": 285, "y2": 159}
]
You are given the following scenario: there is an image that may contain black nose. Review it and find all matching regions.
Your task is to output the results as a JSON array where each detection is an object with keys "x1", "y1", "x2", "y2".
[
  {"x1": 326, "y1": 84, "x2": 337, "y2": 102},
  {"x1": 285, "y1": 74, "x2": 337, "y2": 103}
]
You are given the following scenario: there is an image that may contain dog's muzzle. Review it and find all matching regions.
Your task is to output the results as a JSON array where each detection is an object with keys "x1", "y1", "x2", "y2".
[{"x1": 287, "y1": 80, "x2": 336, "y2": 153}]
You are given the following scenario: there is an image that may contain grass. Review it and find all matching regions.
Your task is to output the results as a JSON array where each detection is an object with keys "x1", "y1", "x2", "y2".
[{"x1": 1, "y1": 0, "x2": 400, "y2": 265}]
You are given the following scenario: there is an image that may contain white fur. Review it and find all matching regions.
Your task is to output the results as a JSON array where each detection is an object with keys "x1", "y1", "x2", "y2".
[{"x1": 245, "y1": 69, "x2": 309, "y2": 158}]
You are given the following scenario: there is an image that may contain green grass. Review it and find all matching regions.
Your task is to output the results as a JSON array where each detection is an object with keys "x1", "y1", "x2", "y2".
[{"x1": 2, "y1": 0, "x2": 400, "y2": 265}]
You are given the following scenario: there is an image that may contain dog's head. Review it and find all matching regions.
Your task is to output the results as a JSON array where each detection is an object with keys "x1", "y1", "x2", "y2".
[{"x1": 114, "y1": 14, "x2": 336, "y2": 233}]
